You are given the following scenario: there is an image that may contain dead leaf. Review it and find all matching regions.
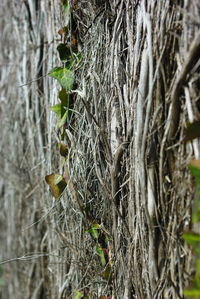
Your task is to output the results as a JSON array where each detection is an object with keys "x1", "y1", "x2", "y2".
[
  {"x1": 45, "y1": 173, "x2": 67, "y2": 199},
  {"x1": 59, "y1": 143, "x2": 68, "y2": 157}
]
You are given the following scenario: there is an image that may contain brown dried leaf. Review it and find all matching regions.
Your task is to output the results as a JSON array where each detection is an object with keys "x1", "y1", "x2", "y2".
[{"x1": 45, "y1": 173, "x2": 67, "y2": 199}]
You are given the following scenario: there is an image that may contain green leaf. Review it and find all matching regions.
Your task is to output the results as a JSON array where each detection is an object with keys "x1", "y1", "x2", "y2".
[
  {"x1": 102, "y1": 263, "x2": 112, "y2": 282},
  {"x1": 51, "y1": 103, "x2": 67, "y2": 119},
  {"x1": 184, "y1": 289, "x2": 200, "y2": 297},
  {"x1": 87, "y1": 224, "x2": 101, "y2": 240},
  {"x1": 183, "y1": 232, "x2": 200, "y2": 242},
  {"x1": 51, "y1": 103, "x2": 62, "y2": 117},
  {"x1": 58, "y1": 110, "x2": 68, "y2": 128},
  {"x1": 183, "y1": 231, "x2": 200, "y2": 249},
  {"x1": 72, "y1": 290, "x2": 83, "y2": 299},
  {"x1": 96, "y1": 245, "x2": 106, "y2": 266},
  {"x1": 49, "y1": 67, "x2": 74, "y2": 91},
  {"x1": 58, "y1": 88, "x2": 69, "y2": 107},
  {"x1": 51, "y1": 89, "x2": 69, "y2": 120}
]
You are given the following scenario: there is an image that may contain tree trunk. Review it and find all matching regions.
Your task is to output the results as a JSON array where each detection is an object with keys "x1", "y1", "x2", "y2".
[{"x1": 1, "y1": 0, "x2": 200, "y2": 298}]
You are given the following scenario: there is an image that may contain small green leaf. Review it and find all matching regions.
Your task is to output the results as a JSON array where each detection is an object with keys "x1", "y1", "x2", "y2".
[
  {"x1": 183, "y1": 231, "x2": 200, "y2": 249},
  {"x1": 51, "y1": 103, "x2": 67, "y2": 119},
  {"x1": 96, "y1": 245, "x2": 106, "y2": 266},
  {"x1": 72, "y1": 290, "x2": 83, "y2": 299},
  {"x1": 51, "y1": 103, "x2": 62, "y2": 117},
  {"x1": 49, "y1": 67, "x2": 74, "y2": 91},
  {"x1": 58, "y1": 88, "x2": 69, "y2": 107},
  {"x1": 58, "y1": 110, "x2": 68, "y2": 128},
  {"x1": 51, "y1": 89, "x2": 69, "y2": 120},
  {"x1": 87, "y1": 224, "x2": 101, "y2": 240},
  {"x1": 102, "y1": 263, "x2": 112, "y2": 282}
]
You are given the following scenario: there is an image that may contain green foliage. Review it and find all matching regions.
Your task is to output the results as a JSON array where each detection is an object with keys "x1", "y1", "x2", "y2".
[
  {"x1": 183, "y1": 232, "x2": 200, "y2": 245},
  {"x1": 87, "y1": 224, "x2": 111, "y2": 276},
  {"x1": 184, "y1": 161, "x2": 200, "y2": 296},
  {"x1": 49, "y1": 67, "x2": 74, "y2": 91},
  {"x1": 102, "y1": 263, "x2": 112, "y2": 282},
  {"x1": 58, "y1": 110, "x2": 68, "y2": 128},
  {"x1": 87, "y1": 223, "x2": 101, "y2": 240},
  {"x1": 196, "y1": 259, "x2": 200, "y2": 284},
  {"x1": 46, "y1": 1, "x2": 76, "y2": 199},
  {"x1": 72, "y1": 290, "x2": 84, "y2": 299},
  {"x1": 58, "y1": 88, "x2": 69, "y2": 105},
  {"x1": 192, "y1": 200, "x2": 200, "y2": 224},
  {"x1": 189, "y1": 165, "x2": 200, "y2": 182},
  {"x1": 51, "y1": 88, "x2": 71, "y2": 129},
  {"x1": 96, "y1": 245, "x2": 106, "y2": 266},
  {"x1": 184, "y1": 289, "x2": 200, "y2": 297},
  {"x1": 51, "y1": 103, "x2": 64, "y2": 117}
]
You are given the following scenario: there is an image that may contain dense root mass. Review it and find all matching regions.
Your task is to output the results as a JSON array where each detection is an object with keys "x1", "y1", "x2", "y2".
[{"x1": 1, "y1": 0, "x2": 200, "y2": 298}]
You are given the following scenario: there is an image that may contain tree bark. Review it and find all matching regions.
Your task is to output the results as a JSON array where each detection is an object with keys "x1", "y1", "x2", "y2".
[{"x1": 1, "y1": 0, "x2": 200, "y2": 298}]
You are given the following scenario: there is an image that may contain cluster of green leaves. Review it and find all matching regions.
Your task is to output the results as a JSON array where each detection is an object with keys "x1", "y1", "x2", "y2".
[
  {"x1": 87, "y1": 224, "x2": 108, "y2": 266},
  {"x1": 183, "y1": 122, "x2": 200, "y2": 298},
  {"x1": 72, "y1": 290, "x2": 85, "y2": 299},
  {"x1": 72, "y1": 290, "x2": 111, "y2": 299},
  {"x1": 45, "y1": 0, "x2": 78, "y2": 200},
  {"x1": 87, "y1": 224, "x2": 112, "y2": 282},
  {"x1": 49, "y1": 63, "x2": 75, "y2": 127}
]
